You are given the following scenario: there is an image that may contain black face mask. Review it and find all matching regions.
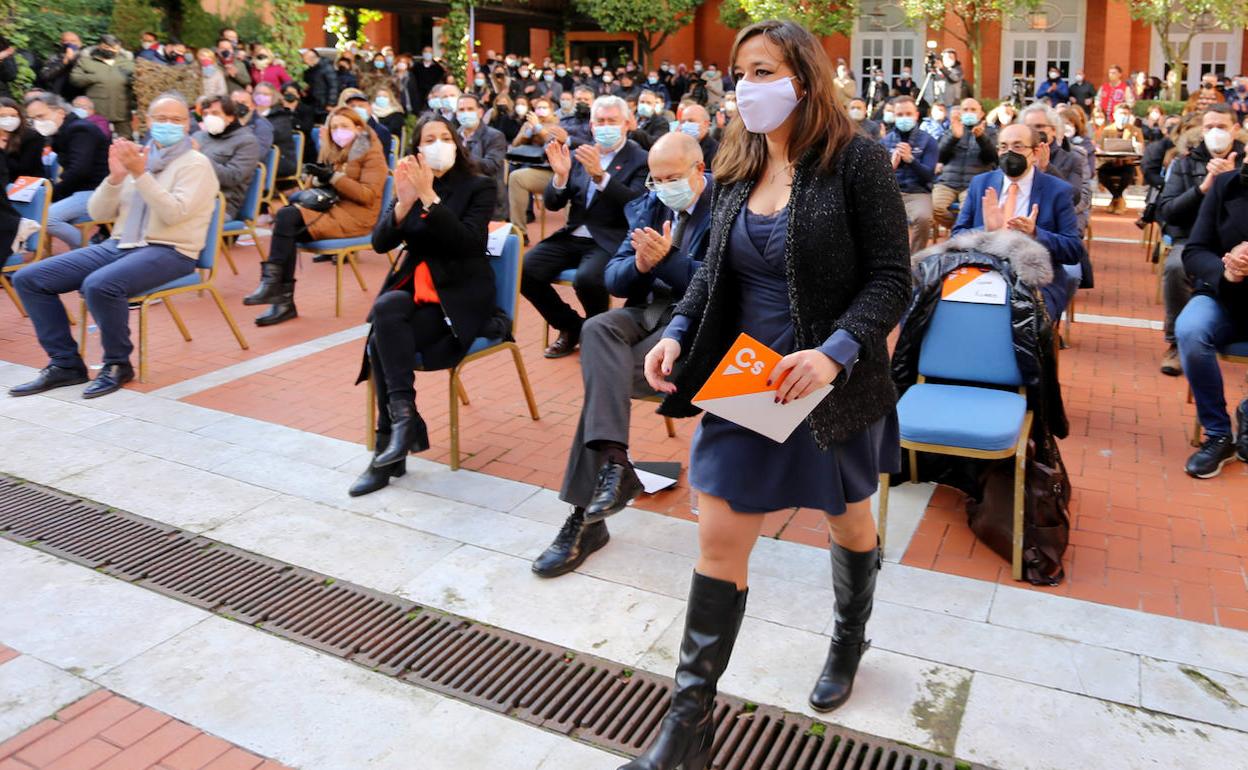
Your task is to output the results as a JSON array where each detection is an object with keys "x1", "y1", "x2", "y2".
[
  {"x1": 1000, "y1": 150, "x2": 1029, "y2": 178},
  {"x1": 574, "y1": 102, "x2": 590, "y2": 118},
  {"x1": 234, "y1": 104, "x2": 250, "y2": 119}
]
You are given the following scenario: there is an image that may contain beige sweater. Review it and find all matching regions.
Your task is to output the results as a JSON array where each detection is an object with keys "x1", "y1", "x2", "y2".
[{"x1": 88, "y1": 149, "x2": 221, "y2": 259}]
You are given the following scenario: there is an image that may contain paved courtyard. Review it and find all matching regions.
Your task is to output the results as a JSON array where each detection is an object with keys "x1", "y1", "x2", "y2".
[{"x1": 1, "y1": 199, "x2": 1246, "y2": 768}]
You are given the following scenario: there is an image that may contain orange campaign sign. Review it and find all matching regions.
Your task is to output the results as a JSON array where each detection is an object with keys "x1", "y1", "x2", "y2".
[
  {"x1": 692, "y1": 333, "x2": 834, "y2": 444},
  {"x1": 6, "y1": 176, "x2": 43, "y2": 203},
  {"x1": 941, "y1": 266, "x2": 1008, "y2": 305}
]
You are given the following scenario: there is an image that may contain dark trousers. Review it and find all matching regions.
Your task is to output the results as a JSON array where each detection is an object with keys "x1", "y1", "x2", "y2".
[
  {"x1": 519, "y1": 231, "x2": 612, "y2": 333},
  {"x1": 559, "y1": 307, "x2": 666, "y2": 508},
  {"x1": 268, "y1": 205, "x2": 312, "y2": 281},
  {"x1": 1097, "y1": 164, "x2": 1135, "y2": 199},
  {"x1": 13, "y1": 242, "x2": 194, "y2": 367},
  {"x1": 369, "y1": 291, "x2": 457, "y2": 409}
]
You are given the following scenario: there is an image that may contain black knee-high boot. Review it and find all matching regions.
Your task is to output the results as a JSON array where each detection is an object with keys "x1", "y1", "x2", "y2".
[
  {"x1": 808, "y1": 541, "x2": 881, "y2": 712},
  {"x1": 619, "y1": 572, "x2": 748, "y2": 770}
]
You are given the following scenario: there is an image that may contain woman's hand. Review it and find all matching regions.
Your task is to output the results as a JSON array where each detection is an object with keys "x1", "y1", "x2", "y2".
[
  {"x1": 769, "y1": 350, "x2": 841, "y2": 404},
  {"x1": 644, "y1": 338, "x2": 681, "y2": 394},
  {"x1": 410, "y1": 152, "x2": 438, "y2": 207},
  {"x1": 394, "y1": 156, "x2": 419, "y2": 209}
]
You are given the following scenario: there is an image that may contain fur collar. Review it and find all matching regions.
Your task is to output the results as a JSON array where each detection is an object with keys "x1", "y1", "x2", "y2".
[
  {"x1": 913, "y1": 229, "x2": 1054, "y2": 287},
  {"x1": 347, "y1": 130, "x2": 374, "y2": 161}
]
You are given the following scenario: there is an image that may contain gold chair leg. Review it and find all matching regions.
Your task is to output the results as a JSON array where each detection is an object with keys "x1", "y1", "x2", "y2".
[
  {"x1": 508, "y1": 342, "x2": 541, "y2": 420},
  {"x1": 0, "y1": 274, "x2": 26, "y2": 317},
  {"x1": 79, "y1": 299, "x2": 89, "y2": 357},
  {"x1": 1011, "y1": 414, "x2": 1033, "y2": 582},
  {"x1": 908, "y1": 449, "x2": 919, "y2": 484},
  {"x1": 346, "y1": 252, "x2": 367, "y2": 290},
  {"x1": 138, "y1": 302, "x2": 149, "y2": 383},
  {"x1": 456, "y1": 378, "x2": 470, "y2": 406},
  {"x1": 876, "y1": 472, "x2": 889, "y2": 553},
  {"x1": 163, "y1": 296, "x2": 192, "y2": 342},
  {"x1": 249, "y1": 225, "x2": 267, "y2": 260},
  {"x1": 207, "y1": 286, "x2": 250, "y2": 350},
  {"x1": 365, "y1": 376, "x2": 377, "y2": 451},
  {"x1": 449, "y1": 369, "x2": 461, "y2": 471},
  {"x1": 334, "y1": 252, "x2": 343, "y2": 318},
  {"x1": 220, "y1": 239, "x2": 239, "y2": 275},
  {"x1": 663, "y1": 416, "x2": 676, "y2": 438}
]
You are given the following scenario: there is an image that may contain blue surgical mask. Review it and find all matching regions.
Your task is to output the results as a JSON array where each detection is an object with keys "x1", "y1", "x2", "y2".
[
  {"x1": 655, "y1": 177, "x2": 697, "y2": 212},
  {"x1": 353, "y1": 106, "x2": 370, "y2": 122},
  {"x1": 961, "y1": 112, "x2": 980, "y2": 127},
  {"x1": 457, "y1": 110, "x2": 479, "y2": 127},
  {"x1": 373, "y1": 96, "x2": 390, "y2": 110},
  {"x1": 72, "y1": 107, "x2": 89, "y2": 119},
  {"x1": 648, "y1": 77, "x2": 658, "y2": 85},
  {"x1": 679, "y1": 121, "x2": 701, "y2": 138},
  {"x1": 556, "y1": 68, "x2": 566, "y2": 77},
  {"x1": 638, "y1": 103, "x2": 654, "y2": 117},
  {"x1": 883, "y1": 112, "x2": 895, "y2": 124},
  {"x1": 544, "y1": 74, "x2": 554, "y2": 82},
  {"x1": 895, "y1": 116, "x2": 916, "y2": 132},
  {"x1": 150, "y1": 122, "x2": 186, "y2": 147},
  {"x1": 374, "y1": 60, "x2": 385, "y2": 69},
  {"x1": 592, "y1": 124, "x2": 622, "y2": 148}
]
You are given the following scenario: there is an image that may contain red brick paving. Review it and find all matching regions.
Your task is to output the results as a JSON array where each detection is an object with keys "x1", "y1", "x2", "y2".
[
  {"x1": 0, "y1": 648, "x2": 291, "y2": 770},
  {"x1": 3, "y1": 200, "x2": 1246, "y2": 629}
]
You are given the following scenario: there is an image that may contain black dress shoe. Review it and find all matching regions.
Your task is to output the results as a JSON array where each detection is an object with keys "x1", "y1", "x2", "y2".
[
  {"x1": 349, "y1": 458, "x2": 406, "y2": 496},
  {"x1": 9, "y1": 364, "x2": 89, "y2": 397},
  {"x1": 543, "y1": 327, "x2": 581, "y2": 359},
  {"x1": 312, "y1": 253, "x2": 334, "y2": 263},
  {"x1": 583, "y1": 460, "x2": 643, "y2": 524},
  {"x1": 531, "y1": 509, "x2": 610, "y2": 578},
  {"x1": 82, "y1": 363, "x2": 135, "y2": 399}
]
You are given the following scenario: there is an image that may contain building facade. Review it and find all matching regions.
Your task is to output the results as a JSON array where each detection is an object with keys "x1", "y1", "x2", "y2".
[{"x1": 245, "y1": 0, "x2": 1247, "y2": 99}]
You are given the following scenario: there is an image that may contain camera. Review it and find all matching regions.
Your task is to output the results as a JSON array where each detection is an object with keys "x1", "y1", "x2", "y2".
[{"x1": 1009, "y1": 77, "x2": 1028, "y2": 107}]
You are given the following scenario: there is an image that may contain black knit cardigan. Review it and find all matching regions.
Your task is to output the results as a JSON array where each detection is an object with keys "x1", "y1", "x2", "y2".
[{"x1": 658, "y1": 134, "x2": 913, "y2": 448}]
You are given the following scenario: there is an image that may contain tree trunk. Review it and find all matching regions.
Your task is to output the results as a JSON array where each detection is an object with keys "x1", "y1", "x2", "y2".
[{"x1": 970, "y1": 23, "x2": 983, "y2": 99}]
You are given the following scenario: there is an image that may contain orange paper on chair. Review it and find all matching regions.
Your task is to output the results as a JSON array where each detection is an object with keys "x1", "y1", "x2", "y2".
[{"x1": 691, "y1": 333, "x2": 833, "y2": 444}]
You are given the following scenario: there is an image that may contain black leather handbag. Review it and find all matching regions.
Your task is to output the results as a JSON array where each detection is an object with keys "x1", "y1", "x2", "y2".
[{"x1": 288, "y1": 186, "x2": 339, "y2": 212}]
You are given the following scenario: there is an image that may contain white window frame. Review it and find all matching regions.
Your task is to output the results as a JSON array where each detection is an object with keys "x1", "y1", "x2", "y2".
[
  {"x1": 1150, "y1": 28, "x2": 1242, "y2": 93},
  {"x1": 853, "y1": 0, "x2": 927, "y2": 96},
  {"x1": 999, "y1": 0, "x2": 1085, "y2": 100}
]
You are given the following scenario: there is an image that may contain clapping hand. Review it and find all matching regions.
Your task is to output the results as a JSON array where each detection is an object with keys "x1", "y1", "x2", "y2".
[
  {"x1": 981, "y1": 187, "x2": 1005, "y2": 231},
  {"x1": 1224, "y1": 242, "x2": 1248, "y2": 284},
  {"x1": 1007, "y1": 204, "x2": 1040, "y2": 236},
  {"x1": 574, "y1": 144, "x2": 605, "y2": 181},
  {"x1": 106, "y1": 142, "x2": 128, "y2": 184},
  {"x1": 407, "y1": 151, "x2": 437, "y2": 204},
  {"x1": 114, "y1": 140, "x2": 147, "y2": 178},
  {"x1": 896, "y1": 142, "x2": 913, "y2": 164},
  {"x1": 545, "y1": 141, "x2": 572, "y2": 184},
  {"x1": 631, "y1": 220, "x2": 672, "y2": 273},
  {"x1": 394, "y1": 156, "x2": 420, "y2": 210}
]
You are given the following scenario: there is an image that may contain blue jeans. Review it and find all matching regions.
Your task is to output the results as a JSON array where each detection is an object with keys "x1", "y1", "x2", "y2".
[
  {"x1": 46, "y1": 191, "x2": 94, "y2": 250},
  {"x1": 1175, "y1": 294, "x2": 1237, "y2": 437},
  {"x1": 13, "y1": 241, "x2": 195, "y2": 368}
]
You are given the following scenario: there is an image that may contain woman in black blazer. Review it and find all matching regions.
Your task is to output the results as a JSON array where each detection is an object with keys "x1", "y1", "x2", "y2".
[
  {"x1": 0, "y1": 98, "x2": 46, "y2": 182},
  {"x1": 621, "y1": 21, "x2": 911, "y2": 770},
  {"x1": 348, "y1": 116, "x2": 498, "y2": 497}
]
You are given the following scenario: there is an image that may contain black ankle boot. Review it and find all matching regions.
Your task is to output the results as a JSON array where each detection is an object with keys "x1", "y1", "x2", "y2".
[
  {"x1": 809, "y1": 541, "x2": 881, "y2": 712},
  {"x1": 372, "y1": 398, "x2": 429, "y2": 467},
  {"x1": 255, "y1": 283, "x2": 297, "y2": 326},
  {"x1": 531, "y1": 508, "x2": 610, "y2": 578},
  {"x1": 243, "y1": 261, "x2": 285, "y2": 305},
  {"x1": 619, "y1": 572, "x2": 748, "y2": 770},
  {"x1": 349, "y1": 434, "x2": 407, "y2": 496}
]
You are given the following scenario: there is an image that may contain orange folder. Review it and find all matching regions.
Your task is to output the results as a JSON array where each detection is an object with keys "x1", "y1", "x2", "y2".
[{"x1": 691, "y1": 333, "x2": 833, "y2": 444}]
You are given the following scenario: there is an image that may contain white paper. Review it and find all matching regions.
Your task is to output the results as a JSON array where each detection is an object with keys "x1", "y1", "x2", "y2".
[
  {"x1": 693, "y1": 386, "x2": 833, "y2": 444},
  {"x1": 634, "y1": 467, "x2": 679, "y2": 494},
  {"x1": 486, "y1": 223, "x2": 510, "y2": 257}
]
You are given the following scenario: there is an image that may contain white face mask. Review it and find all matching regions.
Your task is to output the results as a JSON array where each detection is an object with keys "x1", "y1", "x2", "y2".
[
  {"x1": 202, "y1": 114, "x2": 227, "y2": 135},
  {"x1": 1204, "y1": 127, "x2": 1233, "y2": 155},
  {"x1": 0, "y1": 116, "x2": 21, "y2": 132},
  {"x1": 420, "y1": 139, "x2": 456, "y2": 171},
  {"x1": 33, "y1": 118, "x2": 59, "y2": 137},
  {"x1": 734, "y1": 76, "x2": 800, "y2": 134}
]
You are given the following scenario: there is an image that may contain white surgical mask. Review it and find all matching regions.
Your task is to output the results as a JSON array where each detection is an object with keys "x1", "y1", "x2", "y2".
[
  {"x1": 420, "y1": 139, "x2": 456, "y2": 171},
  {"x1": 1204, "y1": 127, "x2": 1233, "y2": 155},
  {"x1": 33, "y1": 118, "x2": 59, "y2": 137},
  {"x1": 848, "y1": 108, "x2": 865, "y2": 122},
  {"x1": 0, "y1": 116, "x2": 20, "y2": 132},
  {"x1": 201, "y1": 114, "x2": 226, "y2": 135},
  {"x1": 734, "y1": 76, "x2": 800, "y2": 134}
]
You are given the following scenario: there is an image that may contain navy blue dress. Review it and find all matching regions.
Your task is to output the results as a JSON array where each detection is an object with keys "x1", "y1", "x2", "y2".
[{"x1": 676, "y1": 205, "x2": 901, "y2": 515}]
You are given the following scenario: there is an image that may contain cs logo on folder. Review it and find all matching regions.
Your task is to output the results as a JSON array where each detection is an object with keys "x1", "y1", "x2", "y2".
[{"x1": 692, "y1": 333, "x2": 833, "y2": 444}]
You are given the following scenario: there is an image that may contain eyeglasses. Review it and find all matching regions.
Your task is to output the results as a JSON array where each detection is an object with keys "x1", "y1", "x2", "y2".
[
  {"x1": 997, "y1": 141, "x2": 1034, "y2": 153},
  {"x1": 645, "y1": 163, "x2": 699, "y2": 191}
]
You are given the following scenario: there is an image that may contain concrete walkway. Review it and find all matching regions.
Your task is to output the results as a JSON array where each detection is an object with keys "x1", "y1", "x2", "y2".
[{"x1": 2, "y1": 360, "x2": 1247, "y2": 770}]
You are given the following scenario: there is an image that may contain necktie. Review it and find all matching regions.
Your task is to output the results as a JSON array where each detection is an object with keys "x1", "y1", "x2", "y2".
[
  {"x1": 669, "y1": 210, "x2": 692, "y2": 256},
  {"x1": 1003, "y1": 181, "x2": 1019, "y2": 220}
]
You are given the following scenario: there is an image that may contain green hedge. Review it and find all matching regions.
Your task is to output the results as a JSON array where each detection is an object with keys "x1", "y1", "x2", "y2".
[{"x1": 1134, "y1": 99, "x2": 1186, "y2": 117}]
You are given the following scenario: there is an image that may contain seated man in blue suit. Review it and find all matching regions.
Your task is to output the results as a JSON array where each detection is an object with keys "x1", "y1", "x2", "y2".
[
  {"x1": 520, "y1": 95, "x2": 649, "y2": 358},
  {"x1": 531, "y1": 132, "x2": 713, "y2": 578},
  {"x1": 953, "y1": 123, "x2": 1085, "y2": 320}
]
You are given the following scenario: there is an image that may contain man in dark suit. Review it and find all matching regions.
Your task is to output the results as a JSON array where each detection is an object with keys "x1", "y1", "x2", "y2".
[
  {"x1": 520, "y1": 95, "x2": 649, "y2": 358},
  {"x1": 455, "y1": 93, "x2": 508, "y2": 216},
  {"x1": 531, "y1": 133, "x2": 713, "y2": 577},
  {"x1": 953, "y1": 123, "x2": 1086, "y2": 320}
]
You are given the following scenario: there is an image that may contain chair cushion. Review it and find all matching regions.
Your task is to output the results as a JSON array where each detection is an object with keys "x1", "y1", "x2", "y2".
[
  {"x1": 141, "y1": 271, "x2": 202, "y2": 296},
  {"x1": 304, "y1": 236, "x2": 369, "y2": 252},
  {"x1": 898, "y1": 383, "x2": 1027, "y2": 452},
  {"x1": 222, "y1": 220, "x2": 247, "y2": 233},
  {"x1": 466, "y1": 336, "x2": 504, "y2": 356},
  {"x1": 1222, "y1": 341, "x2": 1248, "y2": 358},
  {"x1": 3, "y1": 253, "x2": 23, "y2": 269},
  {"x1": 555, "y1": 268, "x2": 577, "y2": 284}
]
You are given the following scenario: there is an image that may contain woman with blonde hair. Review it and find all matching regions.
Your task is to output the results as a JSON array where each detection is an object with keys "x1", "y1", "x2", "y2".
[
  {"x1": 244, "y1": 106, "x2": 387, "y2": 325},
  {"x1": 197, "y1": 49, "x2": 227, "y2": 99},
  {"x1": 622, "y1": 18, "x2": 910, "y2": 770}
]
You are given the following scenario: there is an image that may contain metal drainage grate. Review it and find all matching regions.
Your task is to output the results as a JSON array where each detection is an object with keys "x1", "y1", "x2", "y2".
[{"x1": 0, "y1": 476, "x2": 990, "y2": 770}]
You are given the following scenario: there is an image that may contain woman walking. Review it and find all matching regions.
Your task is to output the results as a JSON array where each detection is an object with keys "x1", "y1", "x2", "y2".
[{"x1": 622, "y1": 20, "x2": 911, "y2": 770}]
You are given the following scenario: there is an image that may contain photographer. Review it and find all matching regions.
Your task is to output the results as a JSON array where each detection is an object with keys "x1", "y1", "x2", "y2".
[{"x1": 925, "y1": 48, "x2": 965, "y2": 109}]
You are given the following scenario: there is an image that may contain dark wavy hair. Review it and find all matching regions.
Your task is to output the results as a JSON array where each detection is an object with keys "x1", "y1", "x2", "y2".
[
  {"x1": 411, "y1": 115, "x2": 480, "y2": 177},
  {"x1": 0, "y1": 97, "x2": 30, "y2": 156}
]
